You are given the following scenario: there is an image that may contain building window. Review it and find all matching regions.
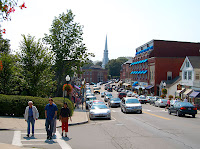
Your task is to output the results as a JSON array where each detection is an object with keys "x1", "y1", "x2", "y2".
[
  {"x1": 196, "y1": 73, "x2": 200, "y2": 80},
  {"x1": 87, "y1": 72, "x2": 89, "y2": 75},
  {"x1": 86, "y1": 77, "x2": 89, "y2": 82},
  {"x1": 167, "y1": 71, "x2": 172, "y2": 80},
  {"x1": 186, "y1": 61, "x2": 190, "y2": 67},
  {"x1": 147, "y1": 44, "x2": 149, "y2": 47},
  {"x1": 90, "y1": 72, "x2": 92, "y2": 75},
  {"x1": 188, "y1": 71, "x2": 192, "y2": 80},
  {"x1": 90, "y1": 78, "x2": 92, "y2": 82},
  {"x1": 184, "y1": 71, "x2": 187, "y2": 80}
]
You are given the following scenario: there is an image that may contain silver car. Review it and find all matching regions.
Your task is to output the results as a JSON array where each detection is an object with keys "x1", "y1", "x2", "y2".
[
  {"x1": 104, "y1": 93, "x2": 113, "y2": 102},
  {"x1": 155, "y1": 99, "x2": 168, "y2": 107},
  {"x1": 108, "y1": 98, "x2": 121, "y2": 107},
  {"x1": 127, "y1": 91, "x2": 133, "y2": 97},
  {"x1": 89, "y1": 104, "x2": 111, "y2": 120},
  {"x1": 86, "y1": 96, "x2": 97, "y2": 109},
  {"x1": 120, "y1": 97, "x2": 142, "y2": 114}
]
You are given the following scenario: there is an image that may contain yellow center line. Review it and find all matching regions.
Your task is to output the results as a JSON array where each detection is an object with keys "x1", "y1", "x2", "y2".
[{"x1": 143, "y1": 111, "x2": 171, "y2": 120}]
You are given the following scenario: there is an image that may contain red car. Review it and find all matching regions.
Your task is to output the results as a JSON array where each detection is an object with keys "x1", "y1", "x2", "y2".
[{"x1": 118, "y1": 92, "x2": 127, "y2": 99}]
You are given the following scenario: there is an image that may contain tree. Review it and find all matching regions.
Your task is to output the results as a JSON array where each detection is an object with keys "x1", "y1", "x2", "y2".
[
  {"x1": 95, "y1": 61, "x2": 102, "y2": 67},
  {"x1": 105, "y1": 57, "x2": 128, "y2": 77},
  {"x1": 19, "y1": 34, "x2": 56, "y2": 97},
  {"x1": 44, "y1": 10, "x2": 94, "y2": 96},
  {"x1": 82, "y1": 60, "x2": 93, "y2": 69},
  {"x1": 0, "y1": 34, "x2": 10, "y2": 53}
]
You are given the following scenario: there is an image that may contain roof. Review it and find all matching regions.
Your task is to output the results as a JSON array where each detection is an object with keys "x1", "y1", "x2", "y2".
[
  {"x1": 187, "y1": 56, "x2": 200, "y2": 69},
  {"x1": 161, "y1": 76, "x2": 181, "y2": 87},
  {"x1": 89, "y1": 65, "x2": 103, "y2": 69},
  {"x1": 124, "y1": 59, "x2": 132, "y2": 64}
]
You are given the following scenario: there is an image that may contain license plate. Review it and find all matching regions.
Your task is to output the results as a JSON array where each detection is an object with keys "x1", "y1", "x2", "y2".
[
  {"x1": 188, "y1": 108, "x2": 191, "y2": 110},
  {"x1": 99, "y1": 114, "x2": 104, "y2": 116}
]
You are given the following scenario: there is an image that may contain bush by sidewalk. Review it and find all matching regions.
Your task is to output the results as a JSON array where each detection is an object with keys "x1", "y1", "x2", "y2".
[{"x1": 0, "y1": 94, "x2": 74, "y2": 118}]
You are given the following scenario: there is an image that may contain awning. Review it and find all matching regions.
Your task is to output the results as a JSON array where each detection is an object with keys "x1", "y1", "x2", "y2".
[
  {"x1": 74, "y1": 85, "x2": 80, "y2": 90},
  {"x1": 146, "y1": 85, "x2": 154, "y2": 89},
  {"x1": 132, "y1": 81, "x2": 138, "y2": 86},
  {"x1": 189, "y1": 91, "x2": 200, "y2": 98},
  {"x1": 183, "y1": 89, "x2": 193, "y2": 95},
  {"x1": 176, "y1": 88, "x2": 185, "y2": 94}
]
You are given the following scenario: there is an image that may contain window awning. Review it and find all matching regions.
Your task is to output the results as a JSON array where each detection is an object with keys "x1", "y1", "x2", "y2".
[
  {"x1": 176, "y1": 88, "x2": 185, "y2": 94},
  {"x1": 183, "y1": 89, "x2": 193, "y2": 95},
  {"x1": 146, "y1": 85, "x2": 154, "y2": 89},
  {"x1": 74, "y1": 85, "x2": 80, "y2": 90},
  {"x1": 123, "y1": 83, "x2": 131, "y2": 86},
  {"x1": 189, "y1": 91, "x2": 200, "y2": 98},
  {"x1": 132, "y1": 81, "x2": 138, "y2": 86}
]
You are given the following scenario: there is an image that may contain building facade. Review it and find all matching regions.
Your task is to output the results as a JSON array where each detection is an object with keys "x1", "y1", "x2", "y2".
[
  {"x1": 120, "y1": 59, "x2": 133, "y2": 83},
  {"x1": 102, "y1": 35, "x2": 109, "y2": 69},
  {"x1": 131, "y1": 40, "x2": 200, "y2": 96},
  {"x1": 82, "y1": 65, "x2": 108, "y2": 83}
]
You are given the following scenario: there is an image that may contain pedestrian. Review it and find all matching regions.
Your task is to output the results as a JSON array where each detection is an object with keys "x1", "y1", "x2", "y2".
[
  {"x1": 52, "y1": 102, "x2": 57, "y2": 136},
  {"x1": 24, "y1": 101, "x2": 39, "y2": 137},
  {"x1": 165, "y1": 99, "x2": 171, "y2": 111},
  {"x1": 177, "y1": 97, "x2": 181, "y2": 102},
  {"x1": 45, "y1": 98, "x2": 58, "y2": 140},
  {"x1": 59, "y1": 102, "x2": 72, "y2": 137},
  {"x1": 184, "y1": 97, "x2": 188, "y2": 102}
]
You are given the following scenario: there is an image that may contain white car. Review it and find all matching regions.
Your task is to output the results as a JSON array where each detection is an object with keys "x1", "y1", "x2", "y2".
[
  {"x1": 138, "y1": 95, "x2": 148, "y2": 104},
  {"x1": 127, "y1": 91, "x2": 133, "y2": 97},
  {"x1": 89, "y1": 104, "x2": 111, "y2": 120},
  {"x1": 155, "y1": 99, "x2": 168, "y2": 107},
  {"x1": 146, "y1": 96, "x2": 153, "y2": 103}
]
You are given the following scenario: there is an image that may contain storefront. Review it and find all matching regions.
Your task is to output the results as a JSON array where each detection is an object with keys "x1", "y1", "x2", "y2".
[{"x1": 189, "y1": 91, "x2": 200, "y2": 109}]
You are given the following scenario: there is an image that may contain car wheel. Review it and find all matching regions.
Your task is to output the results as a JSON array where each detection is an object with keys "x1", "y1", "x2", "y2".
[
  {"x1": 121, "y1": 108, "x2": 123, "y2": 112},
  {"x1": 137, "y1": 110, "x2": 142, "y2": 114},
  {"x1": 168, "y1": 109, "x2": 171, "y2": 115},
  {"x1": 192, "y1": 114, "x2": 196, "y2": 118},
  {"x1": 177, "y1": 110, "x2": 181, "y2": 117}
]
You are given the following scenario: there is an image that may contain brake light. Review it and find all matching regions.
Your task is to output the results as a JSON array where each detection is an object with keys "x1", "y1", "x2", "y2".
[
  {"x1": 161, "y1": 101, "x2": 163, "y2": 103},
  {"x1": 193, "y1": 108, "x2": 197, "y2": 110},
  {"x1": 180, "y1": 107, "x2": 186, "y2": 110}
]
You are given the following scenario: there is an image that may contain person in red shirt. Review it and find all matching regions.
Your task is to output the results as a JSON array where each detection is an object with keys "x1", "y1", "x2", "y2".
[{"x1": 165, "y1": 99, "x2": 171, "y2": 111}]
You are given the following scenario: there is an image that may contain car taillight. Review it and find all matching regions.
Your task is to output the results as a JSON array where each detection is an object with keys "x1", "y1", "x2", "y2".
[
  {"x1": 193, "y1": 108, "x2": 197, "y2": 110},
  {"x1": 161, "y1": 101, "x2": 163, "y2": 103},
  {"x1": 180, "y1": 107, "x2": 186, "y2": 110}
]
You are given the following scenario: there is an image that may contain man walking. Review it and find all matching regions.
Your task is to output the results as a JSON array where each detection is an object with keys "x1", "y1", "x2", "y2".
[
  {"x1": 24, "y1": 101, "x2": 39, "y2": 137},
  {"x1": 45, "y1": 98, "x2": 58, "y2": 140}
]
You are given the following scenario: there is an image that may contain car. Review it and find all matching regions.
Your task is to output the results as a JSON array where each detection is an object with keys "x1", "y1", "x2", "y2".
[
  {"x1": 155, "y1": 99, "x2": 168, "y2": 107},
  {"x1": 120, "y1": 97, "x2": 142, "y2": 114},
  {"x1": 138, "y1": 95, "x2": 148, "y2": 104},
  {"x1": 118, "y1": 92, "x2": 127, "y2": 99},
  {"x1": 93, "y1": 84, "x2": 97, "y2": 87},
  {"x1": 117, "y1": 88, "x2": 123, "y2": 92},
  {"x1": 104, "y1": 93, "x2": 113, "y2": 102},
  {"x1": 101, "y1": 92, "x2": 106, "y2": 98},
  {"x1": 168, "y1": 102, "x2": 197, "y2": 118},
  {"x1": 86, "y1": 96, "x2": 97, "y2": 109},
  {"x1": 89, "y1": 104, "x2": 111, "y2": 120},
  {"x1": 107, "y1": 87, "x2": 113, "y2": 92},
  {"x1": 149, "y1": 96, "x2": 160, "y2": 105},
  {"x1": 93, "y1": 87, "x2": 100, "y2": 94},
  {"x1": 108, "y1": 98, "x2": 121, "y2": 108},
  {"x1": 127, "y1": 91, "x2": 133, "y2": 97},
  {"x1": 89, "y1": 100, "x2": 105, "y2": 109},
  {"x1": 170, "y1": 100, "x2": 179, "y2": 106},
  {"x1": 146, "y1": 96, "x2": 153, "y2": 103}
]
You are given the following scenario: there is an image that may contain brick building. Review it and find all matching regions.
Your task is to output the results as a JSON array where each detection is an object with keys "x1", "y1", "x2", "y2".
[
  {"x1": 120, "y1": 59, "x2": 133, "y2": 82},
  {"x1": 82, "y1": 65, "x2": 108, "y2": 83},
  {"x1": 131, "y1": 40, "x2": 200, "y2": 96}
]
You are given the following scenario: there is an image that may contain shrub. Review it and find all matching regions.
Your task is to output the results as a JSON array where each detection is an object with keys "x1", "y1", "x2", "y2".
[
  {"x1": 168, "y1": 95, "x2": 173, "y2": 99},
  {"x1": 0, "y1": 94, "x2": 74, "y2": 118},
  {"x1": 162, "y1": 88, "x2": 167, "y2": 95},
  {"x1": 161, "y1": 94, "x2": 166, "y2": 98}
]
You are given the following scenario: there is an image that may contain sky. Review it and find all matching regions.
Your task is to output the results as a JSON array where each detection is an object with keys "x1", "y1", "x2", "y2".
[{"x1": 1, "y1": 0, "x2": 200, "y2": 62}]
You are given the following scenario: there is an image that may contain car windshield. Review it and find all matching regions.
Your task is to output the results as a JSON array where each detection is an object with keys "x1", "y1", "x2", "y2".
[
  {"x1": 161, "y1": 99, "x2": 167, "y2": 102},
  {"x1": 126, "y1": 99, "x2": 140, "y2": 103},
  {"x1": 88, "y1": 97, "x2": 96, "y2": 100},
  {"x1": 91, "y1": 104, "x2": 108, "y2": 109},
  {"x1": 107, "y1": 94, "x2": 112, "y2": 97},
  {"x1": 139, "y1": 96, "x2": 146, "y2": 99},
  {"x1": 179, "y1": 102, "x2": 193, "y2": 107},
  {"x1": 128, "y1": 92, "x2": 133, "y2": 94},
  {"x1": 111, "y1": 98, "x2": 121, "y2": 101},
  {"x1": 120, "y1": 93, "x2": 126, "y2": 95}
]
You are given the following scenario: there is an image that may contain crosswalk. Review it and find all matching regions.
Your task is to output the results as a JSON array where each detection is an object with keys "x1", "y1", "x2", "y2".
[{"x1": 12, "y1": 129, "x2": 72, "y2": 149}]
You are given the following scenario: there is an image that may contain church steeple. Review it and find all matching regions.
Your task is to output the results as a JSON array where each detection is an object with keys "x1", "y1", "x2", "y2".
[{"x1": 102, "y1": 35, "x2": 109, "y2": 69}]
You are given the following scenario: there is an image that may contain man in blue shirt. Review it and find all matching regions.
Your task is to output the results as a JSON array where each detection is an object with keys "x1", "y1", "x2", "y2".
[{"x1": 45, "y1": 98, "x2": 58, "y2": 140}]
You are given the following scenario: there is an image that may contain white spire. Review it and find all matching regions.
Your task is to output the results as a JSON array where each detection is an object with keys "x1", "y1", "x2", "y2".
[{"x1": 102, "y1": 35, "x2": 109, "y2": 69}]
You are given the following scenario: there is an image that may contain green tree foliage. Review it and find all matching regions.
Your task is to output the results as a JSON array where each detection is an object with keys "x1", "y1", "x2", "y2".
[
  {"x1": 95, "y1": 61, "x2": 102, "y2": 66},
  {"x1": 82, "y1": 60, "x2": 93, "y2": 69},
  {"x1": 0, "y1": 34, "x2": 10, "y2": 53},
  {"x1": 44, "y1": 10, "x2": 94, "y2": 96},
  {"x1": 105, "y1": 57, "x2": 128, "y2": 77},
  {"x1": 19, "y1": 34, "x2": 56, "y2": 97}
]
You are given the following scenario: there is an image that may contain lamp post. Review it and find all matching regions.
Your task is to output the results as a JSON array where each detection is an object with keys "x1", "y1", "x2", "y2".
[
  {"x1": 82, "y1": 79, "x2": 85, "y2": 110},
  {"x1": 163, "y1": 82, "x2": 166, "y2": 88},
  {"x1": 64, "y1": 75, "x2": 71, "y2": 102}
]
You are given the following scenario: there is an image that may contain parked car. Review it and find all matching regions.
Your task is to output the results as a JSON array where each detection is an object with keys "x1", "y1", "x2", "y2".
[
  {"x1": 131, "y1": 93, "x2": 137, "y2": 97},
  {"x1": 108, "y1": 98, "x2": 121, "y2": 108},
  {"x1": 120, "y1": 97, "x2": 142, "y2": 114},
  {"x1": 101, "y1": 92, "x2": 106, "y2": 98},
  {"x1": 107, "y1": 87, "x2": 113, "y2": 92},
  {"x1": 168, "y1": 102, "x2": 197, "y2": 117},
  {"x1": 149, "y1": 96, "x2": 160, "y2": 105},
  {"x1": 93, "y1": 87, "x2": 100, "y2": 94},
  {"x1": 89, "y1": 104, "x2": 111, "y2": 120},
  {"x1": 104, "y1": 93, "x2": 113, "y2": 102},
  {"x1": 127, "y1": 91, "x2": 133, "y2": 97},
  {"x1": 155, "y1": 99, "x2": 168, "y2": 107},
  {"x1": 138, "y1": 95, "x2": 148, "y2": 104},
  {"x1": 146, "y1": 96, "x2": 153, "y2": 103},
  {"x1": 118, "y1": 92, "x2": 127, "y2": 99},
  {"x1": 86, "y1": 96, "x2": 97, "y2": 109}
]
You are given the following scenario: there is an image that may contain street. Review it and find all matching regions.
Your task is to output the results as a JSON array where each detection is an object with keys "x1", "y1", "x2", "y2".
[{"x1": 1, "y1": 86, "x2": 200, "y2": 149}]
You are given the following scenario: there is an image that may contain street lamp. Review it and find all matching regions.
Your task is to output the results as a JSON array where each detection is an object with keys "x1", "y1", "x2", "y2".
[
  {"x1": 163, "y1": 82, "x2": 166, "y2": 88},
  {"x1": 82, "y1": 80, "x2": 85, "y2": 110},
  {"x1": 64, "y1": 75, "x2": 71, "y2": 102}
]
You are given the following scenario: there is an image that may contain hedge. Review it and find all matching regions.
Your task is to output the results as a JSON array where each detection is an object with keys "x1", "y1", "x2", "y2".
[{"x1": 0, "y1": 94, "x2": 74, "y2": 119}]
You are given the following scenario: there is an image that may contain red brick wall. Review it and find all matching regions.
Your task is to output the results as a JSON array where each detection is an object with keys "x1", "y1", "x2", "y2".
[{"x1": 82, "y1": 69, "x2": 108, "y2": 83}]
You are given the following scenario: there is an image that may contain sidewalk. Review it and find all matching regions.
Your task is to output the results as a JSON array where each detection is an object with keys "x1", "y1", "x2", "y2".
[{"x1": 0, "y1": 107, "x2": 88, "y2": 131}]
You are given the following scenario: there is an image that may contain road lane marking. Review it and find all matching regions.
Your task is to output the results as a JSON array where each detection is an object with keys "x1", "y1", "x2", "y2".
[
  {"x1": 147, "y1": 110, "x2": 151, "y2": 111},
  {"x1": 112, "y1": 110, "x2": 116, "y2": 112},
  {"x1": 12, "y1": 131, "x2": 22, "y2": 146},
  {"x1": 21, "y1": 139, "x2": 53, "y2": 142},
  {"x1": 143, "y1": 111, "x2": 171, "y2": 120},
  {"x1": 56, "y1": 129, "x2": 72, "y2": 149}
]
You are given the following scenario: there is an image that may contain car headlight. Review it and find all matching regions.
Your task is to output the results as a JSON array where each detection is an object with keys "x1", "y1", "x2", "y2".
[
  {"x1": 138, "y1": 106, "x2": 142, "y2": 109},
  {"x1": 90, "y1": 111, "x2": 94, "y2": 114},
  {"x1": 107, "y1": 110, "x2": 111, "y2": 114}
]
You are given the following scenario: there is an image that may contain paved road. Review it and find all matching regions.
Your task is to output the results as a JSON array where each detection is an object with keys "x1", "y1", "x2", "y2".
[{"x1": 1, "y1": 85, "x2": 200, "y2": 149}]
